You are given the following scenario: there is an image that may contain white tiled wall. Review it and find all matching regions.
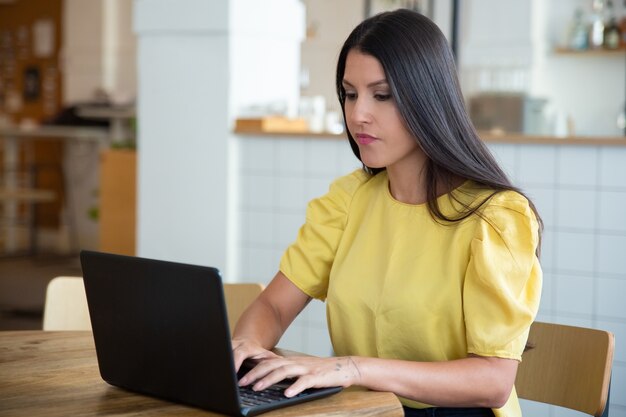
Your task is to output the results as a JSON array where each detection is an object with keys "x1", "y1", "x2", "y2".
[
  {"x1": 490, "y1": 143, "x2": 625, "y2": 416},
  {"x1": 235, "y1": 136, "x2": 626, "y2": 415},
  {"x1": 235, "y1": 135, "x2": 360, "y2": 358}
]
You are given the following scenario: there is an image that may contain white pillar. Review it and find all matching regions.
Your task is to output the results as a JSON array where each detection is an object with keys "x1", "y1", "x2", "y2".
[
  {"x1": 134, "y1": 0, "x2": 304, "y2": 277},
  {"x1": 134, "y1": 0, "x2": 230, "y2": 270}
]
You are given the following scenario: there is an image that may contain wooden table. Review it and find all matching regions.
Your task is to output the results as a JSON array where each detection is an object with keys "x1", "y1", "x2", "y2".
[{"x1": 0, "y1": 331, "x2": 403, "y2": 416}]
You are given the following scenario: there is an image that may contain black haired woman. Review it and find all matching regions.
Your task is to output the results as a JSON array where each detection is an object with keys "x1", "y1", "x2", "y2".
[{"x1": 232, "y1": 9, "x2": 542, "y2": 417}]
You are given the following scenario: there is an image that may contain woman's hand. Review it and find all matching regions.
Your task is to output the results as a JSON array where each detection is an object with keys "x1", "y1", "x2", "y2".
[
  {"x1": 232, "y1": 337, "x2": 281, "y2": 372},
  {"x1": 231, "y1": 272, "x2": 313, "y2": 373},
  {"x1": 237, "y1": 355, "x2": 362, "y2": 398}
]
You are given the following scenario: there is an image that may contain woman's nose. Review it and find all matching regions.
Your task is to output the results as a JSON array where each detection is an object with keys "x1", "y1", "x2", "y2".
[{"x1": 349, "y1": 97, "x2": 372, "y2": 125}]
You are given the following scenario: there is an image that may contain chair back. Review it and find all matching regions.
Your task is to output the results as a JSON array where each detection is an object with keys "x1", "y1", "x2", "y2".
[
  {"x1": 223, "y1": 283, "x2": 264, "y2": 333},
  {"x1": 516, "y1": 321, "x2": 614, "y2": 416},
  {"x1": 43, "y1": 277, "x2": 263, "y2": 333},
  {"x1": 43, "y1": 276, "x2": 91, "y2": 331}
]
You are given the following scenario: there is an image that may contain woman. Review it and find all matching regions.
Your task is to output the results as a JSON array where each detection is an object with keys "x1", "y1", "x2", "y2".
[{"x1": 232, "y1": 9, "x2": 542, "y2": 417}]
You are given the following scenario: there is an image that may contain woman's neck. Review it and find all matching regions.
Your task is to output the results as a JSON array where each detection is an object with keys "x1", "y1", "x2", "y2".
[
  {"x1": 386, "y1": 160, "x2": 464, "y2": 205},
  {"x1": 386, "y1": 159, "x2": 427, "y2": 205}
]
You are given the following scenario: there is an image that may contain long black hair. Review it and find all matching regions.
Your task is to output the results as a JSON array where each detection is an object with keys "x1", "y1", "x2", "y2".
[{"x1": 336, "y1": 9, "x2": 542, "y2": 244}]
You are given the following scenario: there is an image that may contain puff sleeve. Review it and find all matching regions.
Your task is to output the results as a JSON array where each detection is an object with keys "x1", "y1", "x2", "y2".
[
  {"x1": 279, "y1": 170, "x2": 368, "y2": 300},
  {"x1": 463, "y1": 192, "x2": 542, "y2": 360}
]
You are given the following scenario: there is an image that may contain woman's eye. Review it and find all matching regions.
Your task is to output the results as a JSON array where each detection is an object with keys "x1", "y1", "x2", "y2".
[
  {"x1": 344, "y1": 92, "x2": 357, "y2": 101},
  {"x1": 374, "y1": 93, "x2": 391, "y2": 101}
]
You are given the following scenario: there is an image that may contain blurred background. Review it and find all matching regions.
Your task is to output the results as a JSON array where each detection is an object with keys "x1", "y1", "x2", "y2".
[{"x1": 0, "y1": 1, "x2": 625, "y2": 415}]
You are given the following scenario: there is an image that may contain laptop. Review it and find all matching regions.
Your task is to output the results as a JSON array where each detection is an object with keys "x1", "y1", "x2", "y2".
[{"x1": 80, "y1": 250, "x2": 341, "y2": 416}]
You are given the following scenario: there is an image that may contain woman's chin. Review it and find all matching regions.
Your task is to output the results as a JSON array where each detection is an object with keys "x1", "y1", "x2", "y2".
[{"x1": 361, "y1": 159, "x2": 385, "y2": 170}]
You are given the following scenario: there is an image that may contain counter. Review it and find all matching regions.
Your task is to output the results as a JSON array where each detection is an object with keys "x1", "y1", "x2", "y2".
[{"x1": 234, "y1": 126, "x2": 626, "y2": 146}]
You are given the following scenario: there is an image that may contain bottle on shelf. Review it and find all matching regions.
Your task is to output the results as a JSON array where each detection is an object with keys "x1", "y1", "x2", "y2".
[
  {"x1": 620, "y1": 0, "x2": 626, "y2": 47},
  {"x1": 603, "y1": 0, "x2": 622, "y2": 49},
  {"x1": 568, "y1": 8, "x2": 589, "y2": 50},
  {"x1": 589, "y1": 0, "x2": 606, "y2": 48}
]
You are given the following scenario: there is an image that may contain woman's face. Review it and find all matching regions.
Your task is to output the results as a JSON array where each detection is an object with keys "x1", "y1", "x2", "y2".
[{"x1": 342, "y1": 49, "x2": 424, "y2": 172}]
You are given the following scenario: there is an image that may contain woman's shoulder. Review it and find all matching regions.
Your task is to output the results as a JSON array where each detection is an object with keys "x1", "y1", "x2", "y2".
[
  {"x1": 452, "y1": 183, "x2": 531, "y2": 217},
  {"x1": 469, "y1": 187, "x2": 540, "y2": 239},
  {"x1": 328, "y1": 168, "x2": 376, "y2": 197},
  {"x1": 457, "y1": 182, "x2": 530, "y2": 213},
  {"x1": 305, "y1": 169, "x2": 375, "y2": 225},
  {"x1": 483, "y1": 188, "x2": 535, "y2": 218}
]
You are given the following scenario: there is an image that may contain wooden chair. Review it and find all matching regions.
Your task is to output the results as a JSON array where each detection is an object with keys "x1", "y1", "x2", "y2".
[
  {"x1": 223, "y1": 283, "x2": 265, "y2": 333},
  {"x1": 43, "y1": 276, "x2": 264, "y2": 333},
  {"x1": 43, "y1": 276, "x2": 91, "y2": 331},
  {"x1": 516, "y1": 321, "x2": 615, "y2": 416}
]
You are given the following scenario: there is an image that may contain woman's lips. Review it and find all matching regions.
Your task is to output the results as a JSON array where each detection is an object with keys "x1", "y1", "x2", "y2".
[{"x1": 356, "y1": 133, "x2": 378, "y2": 145}]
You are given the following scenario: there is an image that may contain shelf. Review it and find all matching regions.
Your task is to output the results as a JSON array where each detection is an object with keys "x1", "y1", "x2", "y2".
[
  {"x1": 477, "y1": 131, "x2": 626, "y2": 146},
  {"x1": 553, "y1": 46, "x2": 626, "y2": 56},
  {"x1": 234, "y1": 117, "x2": 309, "y2": 134},
  {"x1": 235, "y1": 128, "x2": 626, "y2": 146}
]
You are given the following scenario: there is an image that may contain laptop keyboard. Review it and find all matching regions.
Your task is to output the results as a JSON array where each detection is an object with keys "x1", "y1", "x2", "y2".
[{"x1": 238, "y1": 382, "x2": 308, "y2": 407}]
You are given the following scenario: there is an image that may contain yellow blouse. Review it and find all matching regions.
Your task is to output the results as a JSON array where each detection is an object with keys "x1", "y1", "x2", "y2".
[{"x1": 279, "y1": 169, "x2": 542, "y2": 417}]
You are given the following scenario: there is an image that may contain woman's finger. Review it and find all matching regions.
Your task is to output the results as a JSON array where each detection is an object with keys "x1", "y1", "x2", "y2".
[
  {"x1": 238, "y1": 357, "x2": 291, "y2": 386},
  {"x1": 232, "y1": 339, "x2": 279, "y2": 372}
]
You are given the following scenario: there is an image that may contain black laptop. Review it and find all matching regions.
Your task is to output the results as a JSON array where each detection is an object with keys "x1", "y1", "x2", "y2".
[{"x1": 80, "y1": 250, "x2": 341, "y2": 416}]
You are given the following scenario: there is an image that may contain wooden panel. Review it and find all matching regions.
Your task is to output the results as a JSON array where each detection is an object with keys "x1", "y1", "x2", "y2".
[
  {"x1": 99, "y1": 149, "x2": 136, "y2": 256},
  {"x1": 31, "y1": 139, "x2": 64, "y2": 227},
  {"x1": 516, "y1": 322, "x2": 614, "y2": 416},
  {"x1": 0, "y1": 0, "x2": 63, "y2": 123},
  {"x1": 0, "y1": 0, "x2": 65, "y2": 229}
]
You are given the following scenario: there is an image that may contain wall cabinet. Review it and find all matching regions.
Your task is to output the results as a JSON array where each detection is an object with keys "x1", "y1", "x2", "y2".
[{"x1": 99, "y1": 149, "x2": 135, "y2": 256}]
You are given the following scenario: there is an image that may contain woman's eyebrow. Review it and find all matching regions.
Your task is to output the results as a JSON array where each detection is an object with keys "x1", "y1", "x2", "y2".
[{"x1": 342, "y1": 79, "x2": 389, "y2": 88}]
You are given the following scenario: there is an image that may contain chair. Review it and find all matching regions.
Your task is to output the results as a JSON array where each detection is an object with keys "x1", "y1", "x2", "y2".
[
  {"x1": 42, "y1": 276, "x2": 91, "y2": 331},
  {"x1": 223, "y1": 283, "x2": 265, "y2": 333},
  {"x1": 43, "y1": 276, "x2": 264, "y2": 333},
  {"x1": 515, "y1": 321, "x2": 615, "y2": 417}
]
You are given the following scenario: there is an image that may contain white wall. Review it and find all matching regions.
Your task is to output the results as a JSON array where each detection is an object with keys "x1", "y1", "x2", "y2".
[
  {"x1": 63, "y1": 0, "x2": 137, "y2": 103},
  {"x1": 490, "y1": 141, "x2": 626, "y2": 417},
  {"x1": 102, "y1": 0, "x2": 137, "y2": 103},
  {"x1": 230, "y1": 0, "x2": 304, "y2": 119},
  {"x1": 300, "y1": 0, "x2": 456, "y2": 115},
  {"x1": 134, "y1": 0, "x2": 304, "y2": 276},
  {"x1": 299, "y1": 0, "x2": 624, "y2": 137},
  {"x1": 63, "y1": 0, "x2": 105, "y2": 103},
  {"x1": 134, "y1": 0, "x2": 230, "y2": 269},
  {"x1": 234, "y1": 134, "x2": 360, "y2": 356},
  {"x1": 458, "y1": 0, "x2": 625, "y2": 137},
  {"x1": 458, "y1": 0, "x2": 534, "y2": 99},
  {"x1": 531, "y1": 0, "x2": 626, "y2": 137},
  {"x1": 299, "y1": 0, "x2": 363, "y2": 113}
]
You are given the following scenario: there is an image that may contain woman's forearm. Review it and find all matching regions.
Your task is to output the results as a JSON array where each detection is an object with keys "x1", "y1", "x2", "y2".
[
  {"x1": 353, "y1": 355, "x2": 518, "y2": 408},
  {"x1": 232, "y1": 271, "x2": 312, "y2": 350},
  {"x1": 232, "y1": 296, "x2": 285, "y2": 349},
  {"x1": 237, "y1": 350, "x2": 518, "y2": 408}
]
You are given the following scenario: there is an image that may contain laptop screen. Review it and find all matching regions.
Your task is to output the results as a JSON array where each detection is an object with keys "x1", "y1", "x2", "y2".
[{"x1": 81, "y1": 250, "x2": 242, "y2": 415}]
